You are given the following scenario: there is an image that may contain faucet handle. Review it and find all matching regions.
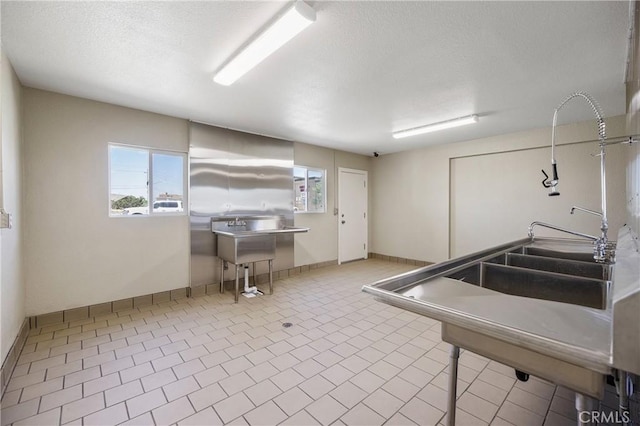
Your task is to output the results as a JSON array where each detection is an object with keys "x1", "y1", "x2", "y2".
[{"x1": 541, "y1": 169, "x2": 551, "y2": 188}]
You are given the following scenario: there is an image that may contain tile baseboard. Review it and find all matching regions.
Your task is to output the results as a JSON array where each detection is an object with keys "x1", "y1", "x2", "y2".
[
  {"x1": 27, "y1": 259, "x2": 341, "y2": 332},
  {"x1": 1, "y1": 318, "x2": 29, "y2": 399},
  {"x1": 28, "y1": 287, "x2": 191, "y2": 330},
  {"x1": 368, "y1": 252, "x2": 433, "y2": 267}
]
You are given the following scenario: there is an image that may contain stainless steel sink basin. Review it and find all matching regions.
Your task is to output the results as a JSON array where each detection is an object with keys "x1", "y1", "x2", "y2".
[
  {"x1": 210, "y1": 215, "x2": 310, "y2": 303},
  {"x1": 505, "y1": 253, "x2": 610, "y2": 280},
  {"x1": 216, "y1": 233, "x2": 276, "y2": 264},
  {"x1": 475, "y1": 263, "x2": 607, "y2": 308},
  {"x1": 211, "y1": 215, "x2": 309, "y2": 263},
  {"x1": 521, "y1": 246, "x2": 600, "y2": 263},
  {"x1": 443, "y1": 249, "x2": 611, "y2": 309}
]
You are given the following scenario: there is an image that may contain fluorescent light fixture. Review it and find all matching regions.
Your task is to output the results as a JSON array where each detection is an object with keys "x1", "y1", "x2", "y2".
[
  {"x1": 213, "y1": 1, "x2": 316, "y2": 86},
  {"x1": 392, "y1": 114, "x2": 479, "y2": 139}
]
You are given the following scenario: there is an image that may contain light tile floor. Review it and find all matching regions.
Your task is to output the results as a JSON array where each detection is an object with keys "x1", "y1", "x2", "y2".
[{"x1": 1, "y1": 259, "x2": 637, "y2": 425}]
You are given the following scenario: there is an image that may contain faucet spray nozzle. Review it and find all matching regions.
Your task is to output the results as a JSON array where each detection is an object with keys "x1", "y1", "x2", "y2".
[{"x1": 541, "y1": 167, "x2": 560, "y2": 196}]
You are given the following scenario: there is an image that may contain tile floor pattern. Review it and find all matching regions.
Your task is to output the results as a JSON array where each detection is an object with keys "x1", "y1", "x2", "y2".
[{"x1": 1, "y1": 259, "x2": 637, "y2": 425}]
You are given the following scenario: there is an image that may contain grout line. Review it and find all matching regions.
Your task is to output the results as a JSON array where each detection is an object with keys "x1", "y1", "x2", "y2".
[{"x1": 543, "y1": 385, "x2": 561, "y2": 424}]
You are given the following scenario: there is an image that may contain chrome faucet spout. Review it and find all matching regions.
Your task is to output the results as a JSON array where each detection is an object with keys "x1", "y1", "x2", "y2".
[
  {"x1": 528, "y1": 221, "x2": 599, "y2": 242},
  {"x1": 570, "y1": 206, "x2": 603, "y2": 217}
]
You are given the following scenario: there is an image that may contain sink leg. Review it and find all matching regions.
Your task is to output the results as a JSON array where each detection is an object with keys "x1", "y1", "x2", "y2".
[
  {"x1": 253, "y1": 262, "x2": 257, "y2": 287},
  {"x1": 220, "y1": 259, "x2": 225, "y2": 294},
  {"x1": 447, "y1": 345, "x2": 460, "y2": 426},
  {"x1": 234, "y1": 264, "x2": 240, "y2": 303},
  {"x1": 268, "y1": 259, "x2": 273, "y2": 295},
  {"x1": 576, "y1": 393, "x2": 598, "y2": 425},
  {"x1": 617, "y1": 370, "x2": 630, "y2": 426}
]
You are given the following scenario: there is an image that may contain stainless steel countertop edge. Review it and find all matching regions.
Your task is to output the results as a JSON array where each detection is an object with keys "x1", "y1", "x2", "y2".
[
  {"x1": 213, "y1": 227, "x2": 310, "y2": 237},
  {"x1": 361, "y1": 284, "x2": 612, "y2": 373}
]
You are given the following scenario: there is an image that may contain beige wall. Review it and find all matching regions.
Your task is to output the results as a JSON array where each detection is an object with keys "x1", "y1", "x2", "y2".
[
  {"x1": 23, "y1": 89, "x2": 190, "y2": 316},
  {"x1": 451, "y1": 141, "x2": 626, "y2": 257},
  {"x1": 293, "y1": 142, "x2": 372, "y2": 266},
  {"x1": 21, "y1": 90, "x2": 370, "y2": 315},
  {"x1": 372, "y1": 115, "x2": 629, "y2": 263},
  {"x1": 1, "y1": 52, "x2": 25, "y2": 363},
  {"x1": 21, "y1": 86, "x2": 630, "y2": 317}
]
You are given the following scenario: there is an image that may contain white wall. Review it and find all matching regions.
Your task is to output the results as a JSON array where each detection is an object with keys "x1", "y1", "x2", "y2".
[
  {"x1": 1, "y1": 52, "x2": 25, "y2": 363},
  {"x1": 372, "y1": 115, "x2": 629, "y2": 263},
  {"x1": 293, "y1": 142, "x2": 371, "y2": 266},
  {"x1": 23, "y1": 89, "x2": 190, "y2": 316}
]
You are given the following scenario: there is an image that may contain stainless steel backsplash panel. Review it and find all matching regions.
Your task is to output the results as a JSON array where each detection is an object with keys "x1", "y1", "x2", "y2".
[{"x1": 189, "y1": 122, "x2": 294, "y2": 287}]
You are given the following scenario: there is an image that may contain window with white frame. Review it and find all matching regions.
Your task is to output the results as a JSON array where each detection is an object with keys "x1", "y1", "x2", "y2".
[
  {"x1": 294, "y1": 166, "x2": 326, "y2": 213},
  {"x1": 109, "y1": 144, "x2": 187, "y2": 217}
]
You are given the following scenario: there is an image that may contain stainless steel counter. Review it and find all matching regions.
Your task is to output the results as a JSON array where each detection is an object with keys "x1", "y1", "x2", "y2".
[
  {"x1": 212, "y1": 226, "x2": 309, "y2": 265},
  {"x1": 388, "y1": 277, "x2": 612, "y2": 372},
  {"x1": 211, "y1": 215, "x2": 309, "y2": 302},
  {"x1": 362, "y1": 226, "x2": 639, "y2": 424},
  {"x1": 213, "y1": 226, "x2": 309, "y2": 238}
]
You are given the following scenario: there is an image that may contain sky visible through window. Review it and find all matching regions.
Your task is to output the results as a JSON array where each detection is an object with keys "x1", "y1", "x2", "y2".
[
  {"x1": 110, "y1": 145, "x2": 183, "y2": 201},
  {"x1": 152, "y1": 153, "x2": 184, "y2": 200},
  {"x1": 110, "y1": 146, "x2": 148, "y2": 199}
]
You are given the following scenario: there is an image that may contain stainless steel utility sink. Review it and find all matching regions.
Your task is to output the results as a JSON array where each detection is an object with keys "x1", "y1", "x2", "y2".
[
  {"x1": 211, "y1": 215, "x2": 309, "y2": 302},
  {"x1": 362, "y1": 228, "x2": 640, "y2": 424},
  {"x1": 216, "y1": 233, "x2": 276, "y2": 265},
  {"x1": 363, "y1": 236, "x2": 623, "y2": 402}
]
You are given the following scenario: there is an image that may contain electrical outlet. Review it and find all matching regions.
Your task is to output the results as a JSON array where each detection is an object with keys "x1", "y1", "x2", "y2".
[{"x1": 0, "y1": 209, "x2": 11, "y2": 229}]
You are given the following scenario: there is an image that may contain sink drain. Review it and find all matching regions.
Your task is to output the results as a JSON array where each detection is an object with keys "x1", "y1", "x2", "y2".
[{"x1": 282, "y1": 322, "x2": 293, "y2": 328}]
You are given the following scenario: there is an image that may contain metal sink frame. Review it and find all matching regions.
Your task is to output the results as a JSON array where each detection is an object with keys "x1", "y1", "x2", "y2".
[
  {"x1": 212, "y1": 215, "x2": 309, "y2": 302},
  {"x1": 363, "y1": 227, "x2": 640, "y2": 425}
]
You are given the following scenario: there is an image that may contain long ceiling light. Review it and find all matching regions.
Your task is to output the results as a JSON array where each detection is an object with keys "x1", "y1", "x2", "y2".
[
  {"x1": 392, "y1": 114, "x2": 479, "y2": 139},
  {"x1": 213, "y1": 1, "x2": 316, "y2": 86}
]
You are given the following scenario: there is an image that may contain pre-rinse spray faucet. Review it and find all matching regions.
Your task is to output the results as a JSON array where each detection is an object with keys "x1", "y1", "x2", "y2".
[{"x1": 538, "y1": 92, "x2": 614, "y2": 263}]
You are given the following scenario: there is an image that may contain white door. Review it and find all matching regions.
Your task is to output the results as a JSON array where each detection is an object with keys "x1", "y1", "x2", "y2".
[{"x1": 338, "y1": 168, "x2": 368, "y2": 264}]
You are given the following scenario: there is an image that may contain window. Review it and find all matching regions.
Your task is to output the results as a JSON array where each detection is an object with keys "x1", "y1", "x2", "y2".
[
  {"x1": 294, "y1": 166, "x2": 326, "y2": 213},
  {"x1": 109, "y1": 144, "x2": 186, "y2": 217}
]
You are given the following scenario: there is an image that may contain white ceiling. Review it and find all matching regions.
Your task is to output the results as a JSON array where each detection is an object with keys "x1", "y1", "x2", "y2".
[{"x1": 1, "y1": 1, "x2": 631, "y2": 155}]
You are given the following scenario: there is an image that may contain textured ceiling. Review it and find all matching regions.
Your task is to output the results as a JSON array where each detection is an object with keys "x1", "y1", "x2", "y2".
[{"x1": 1, "y1": 1, "x2": 631, "y2": 155}]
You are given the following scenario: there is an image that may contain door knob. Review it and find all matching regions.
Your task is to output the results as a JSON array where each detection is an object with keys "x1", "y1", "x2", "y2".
[{"x1": 341, "y1": 220, "x2": 346, "y2": 224}]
